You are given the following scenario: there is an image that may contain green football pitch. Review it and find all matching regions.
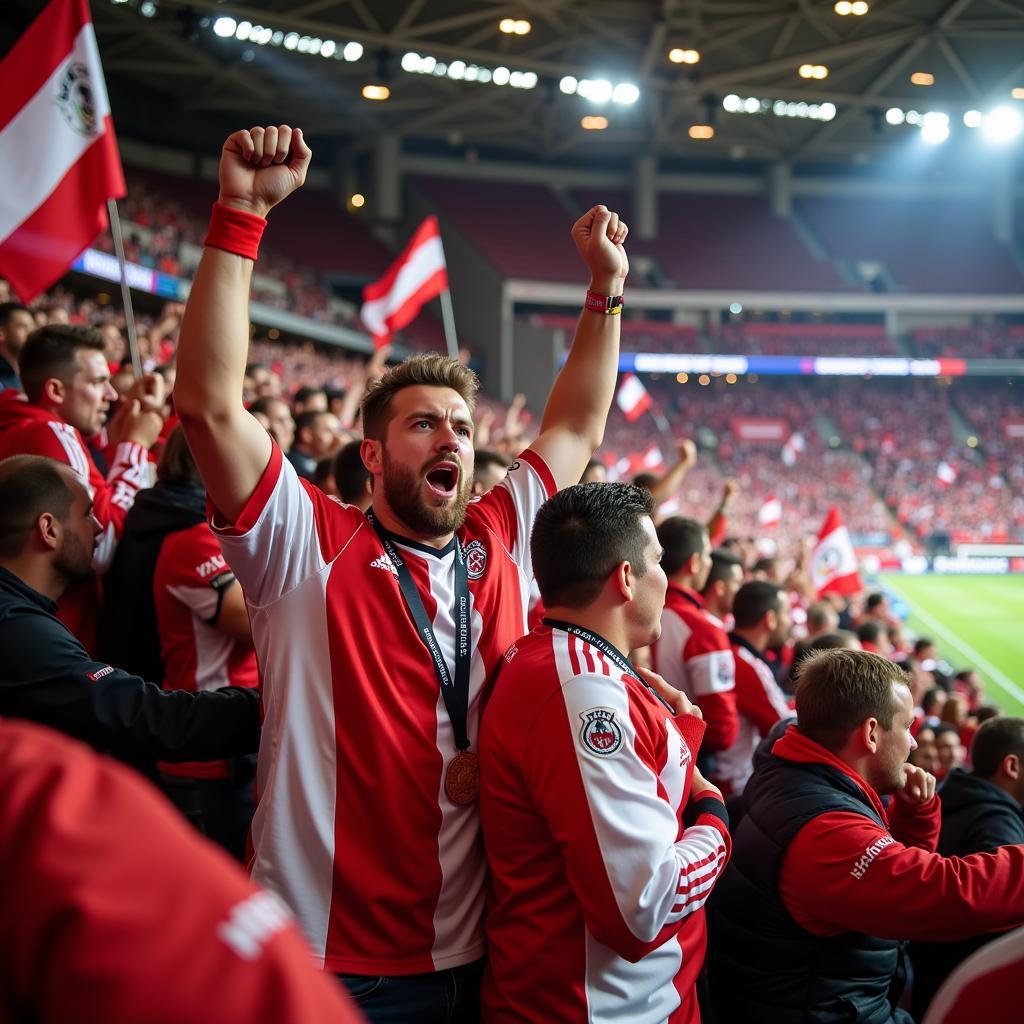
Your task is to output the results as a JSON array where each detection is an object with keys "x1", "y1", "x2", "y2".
[{"x1": 879, "y1": 574, "x2": 1024, "y2": 717}]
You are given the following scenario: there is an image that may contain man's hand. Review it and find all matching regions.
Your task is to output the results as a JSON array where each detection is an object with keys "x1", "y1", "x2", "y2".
[
  {"x1": 111, "y1": 398, "x2": 164, "y2": 449},
  {"x1": 571, "y1": 205, "x2": 629, "y2": 294},
  {"x1": 896, "y1": 763, "x2": 937, "y2": 807},
  {"x1": 635, "y1": 666, "x2": 703, "y2": 721},
  {"x1": 690, "y1": 765, "x2": 724, "y2": 802},
  {"x1": 676, "y1": 438, "x2": 698, "y2": 470},
  {"x1": 721, "y1": 478, "x2": 740, "y2": 508},
  {"x1": 218, "y1": 125, "x2": 312, "y2": 219}
]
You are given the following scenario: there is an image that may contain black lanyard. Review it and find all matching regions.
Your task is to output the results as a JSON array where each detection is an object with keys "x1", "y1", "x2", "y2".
[
  {"x1": 542, "y1": 618, "x2": 675, "y2": 712},
  {"x1": 367, "y1": 511, "x2": 472, "y2": 751}
]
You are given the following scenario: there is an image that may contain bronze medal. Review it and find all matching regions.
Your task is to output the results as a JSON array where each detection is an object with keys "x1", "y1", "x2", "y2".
[{"x1": 444, "y1": 750, "x2": 480, "y2": 805}]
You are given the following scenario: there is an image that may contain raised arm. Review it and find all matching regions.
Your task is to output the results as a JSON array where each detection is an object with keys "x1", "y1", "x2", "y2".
[
  {"x1": 175, "y1": 126, "x2": 312, "y2": 522},
  {"x1": 648, "y1": 439, "x2": 698, "y2": 507},
  {"x1": 529, "y1": 205, "x2": 628, "y2": 490}
]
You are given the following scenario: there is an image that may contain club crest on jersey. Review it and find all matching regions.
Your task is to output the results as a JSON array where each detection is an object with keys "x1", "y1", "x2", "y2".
[
  {"x1": 465, "y1": 540, "x2": 487, "y2": 580},
  {"x1": 579, "y1": 708, "x2": 623, "y2": 757}
]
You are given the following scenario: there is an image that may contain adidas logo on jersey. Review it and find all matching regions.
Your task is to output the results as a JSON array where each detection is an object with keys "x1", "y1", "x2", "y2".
[{"x1": 370, "y1": 553, "x2": 399, "y2": 577}]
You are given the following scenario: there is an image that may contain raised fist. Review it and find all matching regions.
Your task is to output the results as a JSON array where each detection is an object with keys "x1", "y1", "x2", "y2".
[
  {"x1": 571, "y1": 205, "x2": 629, "y2": 293},
  {"x1": 218, "y1": 125, "x2": 312, "y2": 219},
  {"x1": 676, "y1": 438, "x2": 698, "y2": 468}
]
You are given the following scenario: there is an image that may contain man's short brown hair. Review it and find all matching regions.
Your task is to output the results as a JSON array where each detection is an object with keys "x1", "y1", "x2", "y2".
[
  {"x1": 360, "y1": 354, "x2": 477, "y2": 440},
  {"x1": 0, "y1": 455, "x2": 75, "y2": 558},
  {"x1": 19, "y1": 325, "x2": 105, "y2": 404},
  {"x1": 794, "y1": 648, "x2": 908, "y2": 752}
]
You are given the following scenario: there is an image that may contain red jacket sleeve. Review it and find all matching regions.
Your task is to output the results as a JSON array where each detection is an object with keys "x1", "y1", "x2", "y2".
[
  {"x1": 780, "y1": 808, "x2": 1024, "y2": 942},
  {"x1": 733, "y1": 657, "x2": 792, "y2": 736},
  {"x1": 0, "y1": 721, "x2": 359, "y2": 1024}
]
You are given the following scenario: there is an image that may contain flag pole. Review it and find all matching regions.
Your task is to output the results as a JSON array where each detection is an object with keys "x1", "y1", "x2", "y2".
[
  {"x1": 439, "y1": 288, "x2": 459, "y2": 361},
  {"x1": 106, "y1": 198, "x2": 143, "y2": 379}
]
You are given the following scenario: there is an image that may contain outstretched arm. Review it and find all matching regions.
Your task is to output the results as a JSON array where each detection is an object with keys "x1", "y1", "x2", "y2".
[
  {"x1": 175, "y1": 125, "x2": 312, "y2": 523},
  {"x1": 528, "y1": 205, "x2": 628, "y2": 490},
  {"x1": 648, "y1": 439, "x2": 698, "y2": 507}
]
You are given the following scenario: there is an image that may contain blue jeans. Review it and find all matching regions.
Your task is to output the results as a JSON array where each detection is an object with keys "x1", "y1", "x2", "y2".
[{"x1": 338, "y1": 958, "x2": 483, "y2": 1024}]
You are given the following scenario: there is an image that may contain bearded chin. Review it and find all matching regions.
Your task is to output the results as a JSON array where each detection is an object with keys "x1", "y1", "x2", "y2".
[{"x1": 381, "y1": 455, "x2": 471, "y2": 538}]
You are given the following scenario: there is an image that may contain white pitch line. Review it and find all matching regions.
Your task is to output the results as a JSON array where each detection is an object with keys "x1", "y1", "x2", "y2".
[{"x1": 899, "y1": 597, "x2": 1024, "y2": 706}]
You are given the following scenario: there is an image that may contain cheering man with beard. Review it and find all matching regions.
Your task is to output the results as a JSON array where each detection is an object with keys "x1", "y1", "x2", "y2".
[{"x1": 174, "y1": 124, "x2": 629, "y2": 1022}]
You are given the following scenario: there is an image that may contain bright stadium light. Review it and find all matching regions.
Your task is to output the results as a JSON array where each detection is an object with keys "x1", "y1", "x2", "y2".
[
  {"x1": 723, "y1": 94, "x2": 742, "y2": 112},
  {"x1": 885, "y1": 107, "x2": 904, "y2": 125},
  {"x1": 613, "y1": 83, "x2": 640, "y2": 105},
  {"x1": 213, "y1": 16, "x2": 236, "y2": 37},
  {"x1": 560, "y1": 75, "x2": 578, "y2": 94},
  {"x1": 963, "y1": 109, "x2": 982, "y2": 128},
  {"x1": 579, "y1": 78, "x2": 613, "y2": 103},
  {"x1": 983, "y1": 105, "x2": 1022, "y2": 143},
  {"x1": 235, "y1": 21, "x2": 252, "y2": 41},
  {"x1": 343, "y1": 41, "x2": 363, "y2": 61},
  {"x1": 920, "y1": 111, "x2": 949, "y2": 144}
]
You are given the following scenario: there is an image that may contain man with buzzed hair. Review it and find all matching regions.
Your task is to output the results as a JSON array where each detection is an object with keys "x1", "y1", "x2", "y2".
[
  {"x1": 711, "y1": 649, "x2": 1024, "y2": 1024},
  {"x1": 0, "y1": 455, "x2": 259, "y2": 772},
  {"x1": 0, "y1": 325, "x2": 164, "y2": 650},
  {"x1": 174, "y1": 122, "x2": 630, "y2": 1019}
]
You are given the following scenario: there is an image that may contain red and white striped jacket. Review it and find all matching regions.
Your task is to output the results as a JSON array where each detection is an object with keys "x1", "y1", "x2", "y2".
[{"x1": 480, "y1": 622, "x2": 731, "y2": 1023}]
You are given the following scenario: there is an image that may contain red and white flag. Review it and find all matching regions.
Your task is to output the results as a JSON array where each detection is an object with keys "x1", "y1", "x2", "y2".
[
  {"x1": 0, "y1": 0, "x2": 126, "y2": 302},
  {"x1": 361, "y1": 215, "x2": 447, "y2": 349},
  {"x1": 758, "y1": 495, "x2": 783, "y2": 527},
  {"x1": 615, "y1": 373, "x2": 652, "y2": 422},
  {"x1": 811, "y1": 506, "x2": 863, "y2": 598},
  {"x1": 936, "y1": 461, "x2": 958, "y2": 488},
  {"x1": 641, "y1": 444, "x2": 665, "y2": 473},
  {"x1": 781, "y1": 431, "x2": 806, "y2": 467}
]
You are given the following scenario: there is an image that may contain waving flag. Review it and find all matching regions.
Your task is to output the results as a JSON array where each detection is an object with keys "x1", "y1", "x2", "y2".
[
  {"x1": 0, "y1": 0, "x2": 125, "y2": 302},
  {"x1": 811, "y1": 507, "x2": 863, "y2": 598},
  {"x1": 758, "y1": 495, "x2": 783, "y2": 527},
  {"x1": 361, "y1": 215, "x2": 448, "y2": 349},
  {"x1": 936, "y1": 461, "x2": 958, "y2": 488},
  {"x1": 615, "y1": 373, "x2": 653, "y2": 422}
]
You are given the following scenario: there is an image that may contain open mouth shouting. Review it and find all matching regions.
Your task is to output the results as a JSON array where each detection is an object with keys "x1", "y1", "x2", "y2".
[{"x1": 424, "y1": 459, "x2": 461, "y2": 501}]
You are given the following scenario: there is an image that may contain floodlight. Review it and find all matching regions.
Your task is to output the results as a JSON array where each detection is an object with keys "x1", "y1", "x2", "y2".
[
  {"x1": 920, "y1": 111, "x2": 949, "y2": 144},
  {"x1": 983, "y1": 106, "x2": 1022, "y2": 143},
  {"x1": 560, "y1": 76, "x2": 578, "y2": 94},
  {"x1": 963, "y1": 109, "x2": 982, "y2": 128},
  {"x1": 213, "y1": 16, "x2": 236, "y2": 37}
]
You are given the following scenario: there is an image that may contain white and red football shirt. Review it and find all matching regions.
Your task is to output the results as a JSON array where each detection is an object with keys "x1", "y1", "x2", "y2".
[
  {"x1": 715, "y1": 638, "x2": 793, "y2": 795},
  {"x1": 653, "y1": 584, "x2": 739, "y2": 752},
  {"x1": 479, "y1": 623, "x2": 731, "y2": 1023},
  {"x1": 211, "y1": 442, "x2": 554, "y2": 973},
  {"x1": 153, "y1": 522, "x2": 258, "y2": 780}
]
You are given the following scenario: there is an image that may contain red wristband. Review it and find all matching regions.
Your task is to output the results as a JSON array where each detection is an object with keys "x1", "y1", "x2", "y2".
[
  {"x1": 204, "y1": 202, "x2": 267, "y2": 261},
  {"x1": 585, "y1": 290, "x2": 624, "y2": 315}
]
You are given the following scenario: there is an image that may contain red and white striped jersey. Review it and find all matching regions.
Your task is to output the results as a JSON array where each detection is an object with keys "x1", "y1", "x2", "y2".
[
  {"x1": 480, "y1": 623, "x2": 731, "y2": 1023},
  {"x1": 154, "y1": 522, "x2": 258, "y2": 780},
  {"x1": 0, "y1": 394, "x2": 150, "y2": 651},
  {"x1": 653, "y1": 584, "x2": 739, "y2": 752},
  {"x1": 716, "y1": 639, "x2": 793, "y2": 795},
  {"x1": 211, "y1": 442, "x2": 554, "y2": 973}
]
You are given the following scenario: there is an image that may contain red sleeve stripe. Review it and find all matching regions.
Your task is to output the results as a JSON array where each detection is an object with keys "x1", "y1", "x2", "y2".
[
  {"x1": 517, "y1": 447, "x2": 557, "y2": 498},
  {"x1": 209, "y1": 443, "x2": 282, "y2": 535}
]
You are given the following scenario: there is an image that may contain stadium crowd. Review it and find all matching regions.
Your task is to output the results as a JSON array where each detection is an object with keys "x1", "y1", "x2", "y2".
[{"x1": 1, "y1": 122, "x2": 1023, "y2": 1024}]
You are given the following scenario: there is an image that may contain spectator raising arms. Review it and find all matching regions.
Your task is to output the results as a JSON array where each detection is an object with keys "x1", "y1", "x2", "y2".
[{"x1": 174, "y1": 124, "x2": 629, "y2": 1021}]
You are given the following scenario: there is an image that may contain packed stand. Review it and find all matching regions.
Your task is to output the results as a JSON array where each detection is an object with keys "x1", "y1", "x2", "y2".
[
  {"x1": 3, "y1": 118, "x2": 1024, "y2": 1024},
  {"x1": 910, "y1": 325, "x2": 1024, "y2": 360}
]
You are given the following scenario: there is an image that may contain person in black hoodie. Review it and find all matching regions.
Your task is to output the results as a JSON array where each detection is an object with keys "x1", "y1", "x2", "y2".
[
  {"x1": 100, "y1": 426, "x2": 206, "y2": 682},
  {"x1": 910, "y1": 716, "x2": 1024, "y2": 1019},
  {"x1": 0, "y1": 453, "x2": 259, "y2": 776}
]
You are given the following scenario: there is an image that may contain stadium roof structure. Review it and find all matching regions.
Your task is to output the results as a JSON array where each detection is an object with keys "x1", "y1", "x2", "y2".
[{"x1": 8, "y1": 0, "x2": 1024, "y2": 171}]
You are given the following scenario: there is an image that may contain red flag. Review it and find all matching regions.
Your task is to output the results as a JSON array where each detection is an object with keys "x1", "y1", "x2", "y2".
[
  {"x1": 615, "y1": 373, "x2": 652, "y2": 422},
  {"x1": 361, "y1": 215, "x2": 447, "y2": 348},
  {"x1": 0, "y1": 0, "x2": 126, "y2": 302},
  {"x1": 936, "y1": 461, "x2": 958, "y2": 488},
  {"x1": 811, "y1": 507, "x2": 863, "y2": 598},
  {"x1": 758, "y1": 495, "x2": 782, "y2": 527}
]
